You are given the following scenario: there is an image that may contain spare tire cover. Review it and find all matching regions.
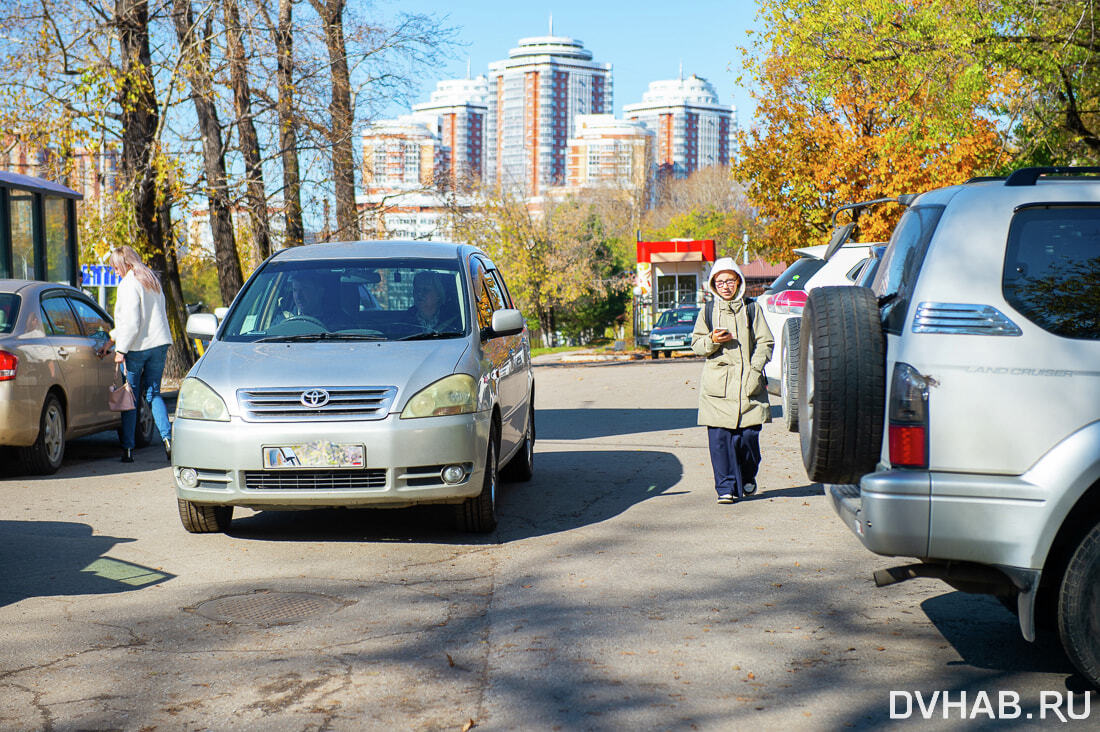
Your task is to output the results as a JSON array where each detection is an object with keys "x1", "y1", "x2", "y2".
[{"x1": 798, "y1": 286, "x2": 886, "y2": 484}]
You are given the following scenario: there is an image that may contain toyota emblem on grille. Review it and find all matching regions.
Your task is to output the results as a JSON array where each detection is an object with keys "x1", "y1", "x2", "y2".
[{"x1": 301, "y1": 389, "x2": 330, "y2": 408}]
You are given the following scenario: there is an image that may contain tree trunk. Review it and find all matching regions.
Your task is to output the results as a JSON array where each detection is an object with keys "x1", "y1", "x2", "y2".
[
  {"x1": 150, "y1": 199, "x2": 197, "y2": 378},
  {"x1": 310, "y1": 0, "x2": 360, "y2": 241},
  {"x1": 172, "y1": 0, "x2": 245, "y2": 306},
  {"x1": 114, "y1": 0, "x2": 194, "y2": 375},
  {"x1": 276, "y1": 0, "x2": 305, "y2": 247},
  {"x1": 224, "y1": 0, "x2": 272, "y2": 267}
]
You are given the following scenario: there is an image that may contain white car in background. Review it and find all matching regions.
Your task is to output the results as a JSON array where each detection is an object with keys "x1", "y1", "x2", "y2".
[{"x1": 760, "y1": 242, "x2": 877, "y2": 430}]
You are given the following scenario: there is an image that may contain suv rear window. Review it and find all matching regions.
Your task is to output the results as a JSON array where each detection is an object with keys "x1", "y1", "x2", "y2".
[
  {"x1": 872, "y1": 205, "x2": 945, "y2": 334},
  {"x1": 766, "y1": 257, "x2": 826, "y2": 292},
  {"x1": 1003, "y1": 206, "x2": 1100, "y2": 339}
]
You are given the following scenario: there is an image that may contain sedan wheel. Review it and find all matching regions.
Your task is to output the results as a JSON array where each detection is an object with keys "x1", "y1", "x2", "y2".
[{"x1": 20, "y1": 393, "x2": 65, "y2": 475}]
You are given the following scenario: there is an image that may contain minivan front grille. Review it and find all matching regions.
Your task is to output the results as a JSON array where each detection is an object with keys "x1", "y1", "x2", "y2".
[
  {"x1": 912, "y1": 303, "x2": 1023, "y2": 336},
  {"x1": 237, "y1": 386, "x2": 397, "y2": 421},
  {"x1": 243, "y1": 470, "x2": 388, "y2": 490}
]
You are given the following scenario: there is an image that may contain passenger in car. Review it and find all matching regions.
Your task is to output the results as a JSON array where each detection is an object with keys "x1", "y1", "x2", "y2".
[{"x1": 407, "y1": 272, "x2": 460, "y2": 332}]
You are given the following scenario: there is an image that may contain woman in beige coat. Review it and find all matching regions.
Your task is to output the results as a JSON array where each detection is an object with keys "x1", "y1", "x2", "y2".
[{"x1": 691, "y1": 257, "x2": 774, "y2": 503}]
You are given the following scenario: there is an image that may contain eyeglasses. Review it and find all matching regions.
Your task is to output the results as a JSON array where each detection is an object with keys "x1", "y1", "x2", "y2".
[{"x1": 714, "y1": 279, "x2": 739, "y2": 288}]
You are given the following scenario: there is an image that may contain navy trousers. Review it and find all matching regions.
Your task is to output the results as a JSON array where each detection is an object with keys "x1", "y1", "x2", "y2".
[{"x1": 707, "y1": 425, "x2": 761, "y2": 498}]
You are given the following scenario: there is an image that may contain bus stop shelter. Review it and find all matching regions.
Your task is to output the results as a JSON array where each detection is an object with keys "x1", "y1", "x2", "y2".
[{"x1": 0, "y1": 171, "x2": 83, "y2": 286}]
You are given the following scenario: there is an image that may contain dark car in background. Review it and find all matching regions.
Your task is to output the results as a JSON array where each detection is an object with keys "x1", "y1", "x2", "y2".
[{"x1": 648, "y1": 305, "x2": 700, "y2": 358}]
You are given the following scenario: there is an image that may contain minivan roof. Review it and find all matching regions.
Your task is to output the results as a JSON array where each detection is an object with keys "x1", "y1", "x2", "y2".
[{"x1": 271, "y1": 240, "x2": 472, "y2": 262}]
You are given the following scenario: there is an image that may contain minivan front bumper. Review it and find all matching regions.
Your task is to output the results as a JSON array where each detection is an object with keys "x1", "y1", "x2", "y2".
[{"x1": 173, "y1": 410, "x2": 491, "y2": 509}]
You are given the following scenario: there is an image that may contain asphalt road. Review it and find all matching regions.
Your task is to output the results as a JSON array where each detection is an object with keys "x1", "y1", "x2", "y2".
[{"x1": 0, "y1": 360, "x2": 1093, "y2": 730}]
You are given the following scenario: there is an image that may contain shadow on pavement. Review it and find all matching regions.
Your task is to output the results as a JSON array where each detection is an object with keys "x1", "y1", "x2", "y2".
[
  {"x1": 0, "y1": 520, "x2": 174, "y2": 607},
  {"x1": 745, "y1": 482, "x2": 824, "y2": 500},
  {"x1": 226, "y1": 449, "x2": 683, "y2": 544},
  {"x1": 537, "y1": 408, "x2": 698, "y2": 440},
  {"x1": 922, "y1": 591, "x2": 1076, "y2": 676}
]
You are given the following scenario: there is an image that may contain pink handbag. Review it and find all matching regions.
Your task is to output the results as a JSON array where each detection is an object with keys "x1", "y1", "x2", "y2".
[{"x1": 108, "y1": 363, "x2": 136, "y2": 411}]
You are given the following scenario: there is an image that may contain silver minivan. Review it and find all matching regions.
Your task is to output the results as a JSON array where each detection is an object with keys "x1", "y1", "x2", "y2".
[{"x1": 174, "y1": 241, "x2": 534, "y2": 534}]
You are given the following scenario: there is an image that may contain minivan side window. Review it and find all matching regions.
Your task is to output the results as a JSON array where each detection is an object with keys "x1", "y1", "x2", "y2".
[
  {"x1": 872, "y1": 205, "x2": 945, "y2": 334},
  {"x1": 471, "y1": 257, "x2": 504, "y2": 330},
  {"x1": 489, "y1": 270, "x2": 514, "y2": 309},
  {"x1": 1003, "y1": 205, "x2": 1100, "y2": 339}
]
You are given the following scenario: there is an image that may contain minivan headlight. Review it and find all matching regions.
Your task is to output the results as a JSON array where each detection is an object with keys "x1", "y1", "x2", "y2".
[
  {"x1": 176, "y1": 378, "x2": 230, "y2": 421},
  {"x1": 401, "y1": 374, "x2": 477, "y2": 419}
]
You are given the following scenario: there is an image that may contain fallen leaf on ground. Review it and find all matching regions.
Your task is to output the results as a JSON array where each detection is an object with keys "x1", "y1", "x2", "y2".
[{"x1": 461, "y1": 720, "x2": 477, "y2": 732}]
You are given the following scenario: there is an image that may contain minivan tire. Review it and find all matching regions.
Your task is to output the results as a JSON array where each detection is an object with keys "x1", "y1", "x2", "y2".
[
  {"x1": 178, "y1": 499, "x2": 233, "y2": 533},
  {"x1": 20, "y1": 393, "x2": 65, "y2": 475},
  {"x1": 798, "y1": 287, "x2": 886, "y2": 484},
  {"x1": 782, "y1": 318, "x2": 801, "y2": 433},
  {"x1": 457, "y1": 426, "x2": 499, "y2": 533},
  {"x1": 502, "y1": 405, "x2": 534, "y2": 482},
  {"x1": 1057, "y1": 520, "x2": 1100, "y2": 688}
]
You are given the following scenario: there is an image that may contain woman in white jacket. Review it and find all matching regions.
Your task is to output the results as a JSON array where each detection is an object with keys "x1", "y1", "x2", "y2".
[{"x1": 98, "y1": 245, "x2": 174, "y2": 463}]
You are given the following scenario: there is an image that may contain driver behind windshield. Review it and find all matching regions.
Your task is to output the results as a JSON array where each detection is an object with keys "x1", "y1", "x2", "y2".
[{"x1": 276, "y1": 270, "x2": 352, "y2": 331}]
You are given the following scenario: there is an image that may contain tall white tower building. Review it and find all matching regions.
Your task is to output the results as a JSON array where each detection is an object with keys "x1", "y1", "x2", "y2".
[
  {"x1": 487, "y1": 31, "x2": 613, "y2": 195},
  {"x1": 623, "y1": 74, "x2": 736, "y2": 179},
  {"x1": 412, "y1": 76, "x2": 488, "y2": 185}
]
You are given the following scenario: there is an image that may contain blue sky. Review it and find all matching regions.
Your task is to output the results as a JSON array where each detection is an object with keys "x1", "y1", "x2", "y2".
[{"x1": 378, "y1": 0, "x2": 762, "y2": 128}]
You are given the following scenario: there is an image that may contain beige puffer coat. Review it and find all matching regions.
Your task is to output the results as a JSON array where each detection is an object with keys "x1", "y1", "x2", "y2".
[{"x1": 691, "y1": 257, "x2": 775, "y2": 429}]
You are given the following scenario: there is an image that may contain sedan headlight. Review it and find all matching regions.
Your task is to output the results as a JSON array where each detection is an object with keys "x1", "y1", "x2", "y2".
[
  {"x1": 401, "y1": 374, "x2": 477, "y2": 419},
  {"x1": 176, "y1": 378, "x2": 230, "y2": 421}
]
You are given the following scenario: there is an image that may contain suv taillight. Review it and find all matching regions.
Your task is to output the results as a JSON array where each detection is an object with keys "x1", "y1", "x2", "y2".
[
  {"x1": 766, "y1": 290, "x2": 809, "y2": 315},
  {"x1": 0, "y1": 350, "x2": 17, "y2": 381},
  {"x1": 888, "y1": 362, "x2": 929, "y2": 468}
]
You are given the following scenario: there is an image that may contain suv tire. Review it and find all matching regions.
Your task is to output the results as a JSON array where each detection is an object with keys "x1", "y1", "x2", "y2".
[
  {"x1": 1057, "y1": 520, "x2": 1100, "y2": 687},
  {"x1": 782, "y1": 318, "x2": 801, "y2": 433},
  {"x1": 799, "y1": 287, "x2": 886, "y2": 484}
]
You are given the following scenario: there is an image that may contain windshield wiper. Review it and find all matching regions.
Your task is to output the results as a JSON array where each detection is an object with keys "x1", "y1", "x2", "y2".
[
  {"x1": 255, "y1": 332, "x2": 386, "y2": 343},
  {"x1": 398, "y1": 330, "x2": 464, "y2": 341}
]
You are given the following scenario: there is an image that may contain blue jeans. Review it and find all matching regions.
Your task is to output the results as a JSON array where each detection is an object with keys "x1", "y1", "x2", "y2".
[
  {"x1": 707, "y1": 425, "x2": 761, "y2": 498},
  {"x1": 120, "y1": 344, "x2": 171, "y2": 448}
]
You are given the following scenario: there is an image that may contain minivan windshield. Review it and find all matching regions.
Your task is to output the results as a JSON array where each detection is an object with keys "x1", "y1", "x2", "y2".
[{"x1": 220, "y1": 258, "x2": 469, "y2": 342}]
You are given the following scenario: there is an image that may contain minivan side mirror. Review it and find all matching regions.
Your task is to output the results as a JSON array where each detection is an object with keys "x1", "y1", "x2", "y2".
[
  {"x1": 484, "y1": 308, "x2": 525, "y2": 339},
  {"x1": 186, "y1": 312, "x2": 219, "y2": 340}
]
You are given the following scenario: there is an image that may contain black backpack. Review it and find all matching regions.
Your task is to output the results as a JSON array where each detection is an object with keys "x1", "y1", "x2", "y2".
[{"x1": 703, "y1": 297, "x2": 768, "y2": 386}]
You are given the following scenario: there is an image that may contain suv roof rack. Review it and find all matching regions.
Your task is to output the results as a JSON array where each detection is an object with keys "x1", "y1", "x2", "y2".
[
  {"x1": 1004, "y1": 166, "x2": 1100, "y2": 186},
  {"x1": 965, "y1": 176, "x2": 1005, "y2": 184}
]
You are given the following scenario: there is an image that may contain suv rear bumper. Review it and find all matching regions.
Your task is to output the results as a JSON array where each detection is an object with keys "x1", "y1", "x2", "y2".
[{"x1": 829, "y1": 469, "x2": 1051, "y2": 569}]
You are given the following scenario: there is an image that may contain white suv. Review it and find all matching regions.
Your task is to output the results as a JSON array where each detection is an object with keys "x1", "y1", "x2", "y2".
[{"x1": 798, "y1": 167, "x2": 1100, "y2": 687}]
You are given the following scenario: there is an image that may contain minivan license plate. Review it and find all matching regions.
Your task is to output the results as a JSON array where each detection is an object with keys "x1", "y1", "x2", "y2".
[{"x1": 263, "y1": 442, "x2": 365, "y2": 469}]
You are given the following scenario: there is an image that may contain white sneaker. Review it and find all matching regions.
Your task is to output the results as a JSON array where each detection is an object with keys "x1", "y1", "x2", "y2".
[{"x1": 717, "y1": 494, "x2": 735, "y2": 504}]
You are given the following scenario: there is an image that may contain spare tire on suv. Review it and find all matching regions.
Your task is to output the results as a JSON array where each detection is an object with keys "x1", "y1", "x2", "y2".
[{"x1": 798, "y1": 286, "x2": 885, "y2": 483}]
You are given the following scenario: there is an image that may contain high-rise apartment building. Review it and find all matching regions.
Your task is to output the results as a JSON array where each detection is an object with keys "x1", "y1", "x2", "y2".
[
  {"x1": 487, "y1": 33, "x2": 612, "y2": 195},
  {"x1": 623, "y1": 74, "x2": 736, "y2": 179},
  {"x1": 565, "y1": 114, "x2": 653, "y2": 192},
  {"x1": 411, "y1": 77, "x2": 488, "y2": 186},
  {"x1": 361, "y1": 117, "x2": 450, "y2": 193}
]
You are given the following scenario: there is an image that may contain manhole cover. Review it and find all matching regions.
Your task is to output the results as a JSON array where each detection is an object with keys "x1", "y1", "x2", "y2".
[{"x1": 193, "y1": 591, "x2": 344, "y2": 625}]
